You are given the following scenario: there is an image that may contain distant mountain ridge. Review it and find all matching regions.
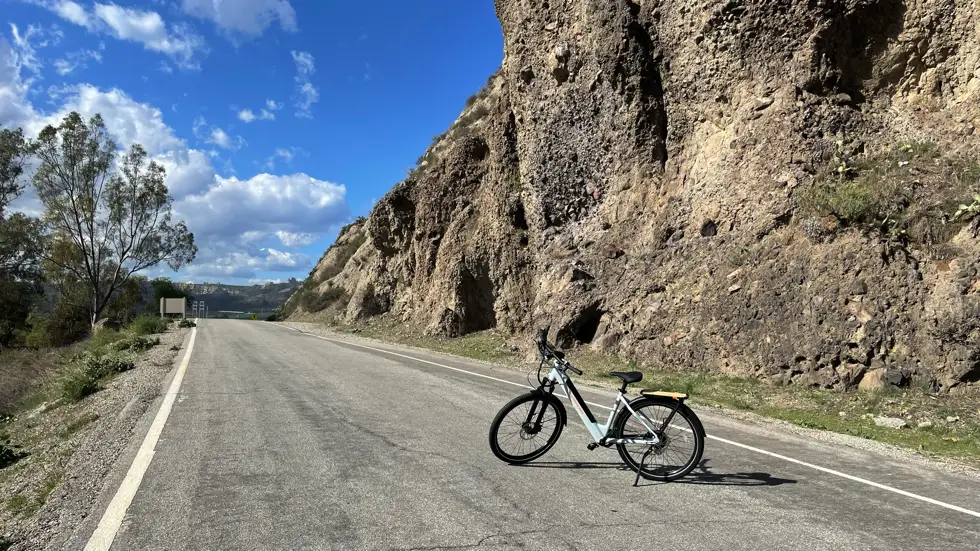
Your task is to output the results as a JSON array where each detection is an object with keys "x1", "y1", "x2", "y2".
[{"x1": 178, "y1": 280, "x2": 301, "y2": 313}]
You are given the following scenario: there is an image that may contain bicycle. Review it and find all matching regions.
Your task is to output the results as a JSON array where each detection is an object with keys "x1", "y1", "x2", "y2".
[{"x1": 488, "y1": 329, "x2": 706, "y2": 484}]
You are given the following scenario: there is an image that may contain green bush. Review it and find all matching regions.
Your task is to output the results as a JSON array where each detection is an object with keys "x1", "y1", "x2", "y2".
[
  {"x1": 84, "y1": 354, "x2": 135, "y2": 378},
  {"x1": 177, "y1": 319, "x2": 196, "y2": 328},
  {"x1": 60, "y1": 351, "x2": 136, "y2": 403},
  {"x1": 60, "y1": 365, "x2": 99, "y2": 403},
  {"x1": 800, "y1": 177, "x2": 906, "y2": 227},
  {"x1": 112, "y1": 336, "x2": 159, "y2": 353},
  {"x1": 87, "y1": 330, "x2": 127, "y2": 356},
  {"x1": 25, "y1": 306, "x2": 89, "y2": 348},
  {"x1": 129, "y1": 315, "x2": 170, "y2": 336}
]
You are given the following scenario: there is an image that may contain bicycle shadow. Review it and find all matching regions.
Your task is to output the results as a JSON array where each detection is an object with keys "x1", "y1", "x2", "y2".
[
  {"x1": 637, "y1": 459, "x2": 798, "y2": 487},
  {"x1": 519, "y1": 459, "x2": 798, "y2": 487}
]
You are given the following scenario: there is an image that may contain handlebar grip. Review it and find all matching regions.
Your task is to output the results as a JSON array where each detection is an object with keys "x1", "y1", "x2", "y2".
[{"x1": 567, "y1": 365, "x2": 583, "y2": 376}]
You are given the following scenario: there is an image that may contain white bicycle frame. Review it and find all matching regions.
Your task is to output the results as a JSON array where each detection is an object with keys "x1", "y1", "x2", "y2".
[{"x1": 545, "y1": 363, "x2": 663, "y2": 447}]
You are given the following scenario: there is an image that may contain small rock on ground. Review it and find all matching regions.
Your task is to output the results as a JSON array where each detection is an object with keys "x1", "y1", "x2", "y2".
[{"x1": 874, "y1": 416, "x2": 908, "y2": 429}]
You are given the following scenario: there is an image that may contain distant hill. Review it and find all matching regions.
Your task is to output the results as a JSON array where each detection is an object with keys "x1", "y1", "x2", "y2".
[{"x1": 178, "y1": 280, "x2": 301, "y2": 314}]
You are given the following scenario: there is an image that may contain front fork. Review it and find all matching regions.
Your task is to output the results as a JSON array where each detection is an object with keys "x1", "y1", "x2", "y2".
[{"x1": 522, "y1": 385, "x2": 555, "y2": 433}]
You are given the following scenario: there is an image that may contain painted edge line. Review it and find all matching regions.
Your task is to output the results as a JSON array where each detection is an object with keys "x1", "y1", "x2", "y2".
[
  {"x1": 280, "y1": 325, "x2": 980, "y2": 520},
  {"x1": 83, "y1": 326, "x2": 199, "y2": 551}
]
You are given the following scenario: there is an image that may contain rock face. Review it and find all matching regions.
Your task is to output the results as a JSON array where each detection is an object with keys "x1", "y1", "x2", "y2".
[{"x1": 284, "y1": 0, "x2": 980, "y2": 392}]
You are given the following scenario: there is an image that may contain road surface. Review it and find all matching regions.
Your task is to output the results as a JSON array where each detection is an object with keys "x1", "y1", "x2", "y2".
[{"x1": 72, "y1": 320, "x2": 980, "y2": 550}]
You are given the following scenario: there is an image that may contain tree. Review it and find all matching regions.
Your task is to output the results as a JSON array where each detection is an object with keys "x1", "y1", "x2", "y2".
[
  {"x1": 0, "y1": 127, "x2": 27, "y2": 211},
  {"x1": 148, "y1": 277, "x2": 191, "y2": 313},
  {"x1": 0, "y1": 127, "x2": 45, "y2": 348},
  {"x1": 30, "y1": 112, "x2": 197, "y2": 327},
  {"x1": 106, "y1": 275, "x2": 147, "y2": 323}
]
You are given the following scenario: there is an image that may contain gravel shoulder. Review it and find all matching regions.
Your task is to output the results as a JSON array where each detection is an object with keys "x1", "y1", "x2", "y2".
[{"x1": 0, "y1": 327, "x2": 190, "y2": 551}]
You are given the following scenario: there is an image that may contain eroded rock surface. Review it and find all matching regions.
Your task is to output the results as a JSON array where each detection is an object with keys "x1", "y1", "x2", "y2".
[{"x1": 285, "y1": 0, "x2": 980, "y2": 392}]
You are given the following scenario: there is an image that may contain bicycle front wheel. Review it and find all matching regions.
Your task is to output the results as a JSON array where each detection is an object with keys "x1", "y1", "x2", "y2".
[
  {"x1": 488, "y1": 391, "x2": 565, "y2": 465},
  {"x1": 613, "y1": 397, "x2": 704, "y2": 481}
]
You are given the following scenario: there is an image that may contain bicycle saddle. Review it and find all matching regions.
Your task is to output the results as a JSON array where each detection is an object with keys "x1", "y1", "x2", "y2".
[{"x1": 609, "y1": 371, "x2": 642, "y2": 384}]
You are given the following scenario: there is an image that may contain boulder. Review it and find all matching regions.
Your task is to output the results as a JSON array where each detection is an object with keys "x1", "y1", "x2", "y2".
[
  {"x1": 858, "y1": 368, "x2": 905, "y2": 391},
  {"x1": 94, "y1": 318, "x2": 122, "y2": 332}
]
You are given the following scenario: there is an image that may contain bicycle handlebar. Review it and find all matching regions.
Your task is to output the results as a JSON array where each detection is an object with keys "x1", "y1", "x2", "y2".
[{"x1": 536, "y1": 328, "x2": 583, "y2": 376}]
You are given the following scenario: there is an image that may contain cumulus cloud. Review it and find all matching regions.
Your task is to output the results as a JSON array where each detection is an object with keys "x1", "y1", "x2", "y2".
[
  {"x1": 291, "y1": 50, "x2": 318, "y2": 118},
  {"x1": 237, "y1": 109, "x2": 255, "y2": 122},
  {"x1": 274, "y1": 231, "x2": 318, "y2": 247},
  {"x1": 175, "y1": 173, "x2": 347, "y2": 239},
  {"x1": 0, "y1": 39, "x2": 349, "y2": 281},
  {"x1": 180, "y1": 0, "x2": 297, "y2": 37},
  {"x1": 31, "y1": 1, "x2": 206, "y2": 69},
  {"x1": 192, "y1": 116, "x2": 244, "y2": 151},
  {"x1": 206, "y1": 127, "x2": 243, "y2": 150}
]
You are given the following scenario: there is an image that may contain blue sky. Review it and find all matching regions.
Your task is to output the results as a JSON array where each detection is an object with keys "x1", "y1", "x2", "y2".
[{"x1": 0, "y1": 0, "x2": 503, "y2": 284}]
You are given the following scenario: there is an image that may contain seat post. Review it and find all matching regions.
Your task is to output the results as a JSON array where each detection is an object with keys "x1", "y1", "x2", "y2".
[{"x1": 619, "y1": 381, "x2": 628, "y2": 394}]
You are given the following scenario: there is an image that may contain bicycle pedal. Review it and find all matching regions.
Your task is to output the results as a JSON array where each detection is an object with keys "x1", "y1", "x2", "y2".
[{"x1": 587, "y1": 443, "x2": 598, "y2": 451}]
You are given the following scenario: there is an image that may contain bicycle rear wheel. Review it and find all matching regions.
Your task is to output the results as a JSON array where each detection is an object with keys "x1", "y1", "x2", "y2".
[
  {"x1": 489, "y1": 391, "x2": 565, "y2": 465},
  {"x1": 613, "y1": 397, "x2": 704, "y2": 481}
]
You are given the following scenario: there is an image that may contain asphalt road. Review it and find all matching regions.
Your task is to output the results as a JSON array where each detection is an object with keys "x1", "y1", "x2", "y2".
[{"x1": 79, "y1": 320, "x2": 980, "y2": 550}]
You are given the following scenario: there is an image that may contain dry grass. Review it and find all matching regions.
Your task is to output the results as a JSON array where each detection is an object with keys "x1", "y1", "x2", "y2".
[{"x1": 0, "y1": 347, "x2": 74, "y2": 416}]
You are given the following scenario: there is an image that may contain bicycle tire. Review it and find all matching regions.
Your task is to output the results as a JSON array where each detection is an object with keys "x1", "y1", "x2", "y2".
[
  {"x1": 489, "y1": 391, "x2": 566, "y2": 465},
  {"x1": 612, "y1": 396, "x2": 705, "y2": 481}
]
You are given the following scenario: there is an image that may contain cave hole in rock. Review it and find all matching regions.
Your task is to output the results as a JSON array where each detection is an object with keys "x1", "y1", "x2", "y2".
[
  {"x1": 559, "y1": 303, "x2": 604, "y2": 347},
  {"x1": 510, "y1": 200, "x2": 529, "y2": 230},
  {"x1": 457, "y1": 263, "x2": 497, "y2": 335},
  {"x1": 700, "y1": 220, "x2": 717, "y2": 237}
]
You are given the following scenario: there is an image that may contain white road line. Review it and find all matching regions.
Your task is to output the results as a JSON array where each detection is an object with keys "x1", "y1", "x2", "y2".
[
  {"x1": 290, "y1": 327, "x2": 980, "y2": 520},
  {"x1": 84, "y1": 327, "x2": 199, "y2": 551}
]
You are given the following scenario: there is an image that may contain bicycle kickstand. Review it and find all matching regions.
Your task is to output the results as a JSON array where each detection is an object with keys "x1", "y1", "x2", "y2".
[{"x1": 634, "y1": 446, "x2": 655, "y2": 487}]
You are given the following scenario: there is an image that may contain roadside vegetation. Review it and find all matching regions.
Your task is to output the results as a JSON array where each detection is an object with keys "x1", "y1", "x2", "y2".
[
  {"x1": 1, "y1": 113, "x2": 198, "y2": 531},
  {"x1": 1, "y1": 112, "x2": 197, "y2": 417},
  {"x1": 0, "y1": 314, "x2": 180, "y2": 527},
  {"x1": 799, "y1": 139, "x2": 980, "y2": 255},
  {"x1": 324, "y1": 315, "x2": 980, "y2": 468}
]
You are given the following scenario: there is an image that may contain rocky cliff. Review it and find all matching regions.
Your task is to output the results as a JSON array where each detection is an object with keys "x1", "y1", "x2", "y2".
[{"x1": 283, "y1": 0, "x2": 980, "y2": 392}]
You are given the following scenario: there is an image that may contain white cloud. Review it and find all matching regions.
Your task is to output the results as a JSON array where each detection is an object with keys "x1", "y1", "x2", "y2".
[
  {"x1": 292, "y1": 50, "x2": 314, "y2": 76},
  {"x1": 65, "y1": 84, "x2": 184, "y2": 153},
  {"x1": 175, "y1": 173, "x2": 347, "y2": 239},
  {"x1": 206, "y1": 127, "x2": 244, "y2": 150},
  {"x1": 180, "y1": 0, "x2": 297, "y2": 37},
  {"x1": 1, "y1": 36, "x2": 348, "y2": 282},
  {"x1": 32, "y1": 2, "x2": 206, "y2": 69},
  {"x1": 94, "y1": 4, "x2": 205, "y2": 69},
  {"x1": 159, "y1": 61, "x2": 173, "y2": 74},
  {"x1": 265, "y1": 99, "x2": 280, "y2": 110},
  {"x1": 53, "y1": 47, "x2": 102, "y2": 75},
  {"x1": 274, "y1": 230, "x2": 317, "y2": 247},
  {"x1": 9, "y1": 23, "x2": 62, "y2": 79},
  {"x1": 178, "y1": 248, "x2": 311, "y2": 279},
  {"x1": 264, "y1": 146, "x2": 303, "y2": 169},
  {"x1": 52, "y1": 1, "x2": 93, "y2": 28},
  {"x1": 291, "y1": 50, "x2": 318, "y2": 118},
  {"x1": 193, "y1": 117, "x2": 244, "y2": 150},
  {"x1": 238, "y1": 102, "x2": 276, "y2": 122}
]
